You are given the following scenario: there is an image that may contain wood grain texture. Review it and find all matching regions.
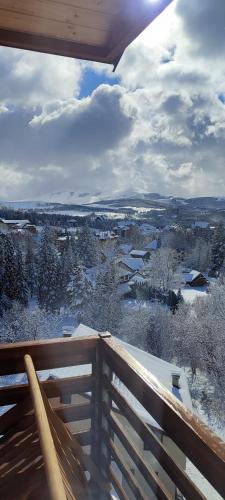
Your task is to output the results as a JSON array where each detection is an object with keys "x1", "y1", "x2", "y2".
[
  {"x1": 104, "y1": 377, "x2": 204, "y2": 500},
  {"x1": 0, "y1": 374, "x2": 94, "y2": 405},
  {"x1": 24, "y1": 354, "x2": 67, "y2": 500},
  {"x1": 0, "y1": 0, "x2": 173, "y2": 64},
  {"x1": 102, "y1": 337, "x2": 225, "y2": 498},
  {"x1": 0, "y1": 335, "x2": 97, "y2": 375}
]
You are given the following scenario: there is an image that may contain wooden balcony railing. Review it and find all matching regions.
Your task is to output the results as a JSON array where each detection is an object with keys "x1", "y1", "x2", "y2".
[{"x1": 0, "y1": 333, "x2": 225, "y2": 499}]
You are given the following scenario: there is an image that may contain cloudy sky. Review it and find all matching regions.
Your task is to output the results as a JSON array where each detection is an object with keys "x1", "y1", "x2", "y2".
[{"x1": 1, "y1": 0, "x2": 225, "y2": 201}]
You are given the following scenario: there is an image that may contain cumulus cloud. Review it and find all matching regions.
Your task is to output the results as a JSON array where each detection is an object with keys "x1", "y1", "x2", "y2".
[{"x1": 1, "y1": 0, "x2": 225, "y2": 200}]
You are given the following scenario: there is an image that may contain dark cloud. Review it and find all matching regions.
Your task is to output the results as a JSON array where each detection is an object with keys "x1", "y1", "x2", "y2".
[{"x1": 176, "y1": 0, "x2": 225, "y2": 58}]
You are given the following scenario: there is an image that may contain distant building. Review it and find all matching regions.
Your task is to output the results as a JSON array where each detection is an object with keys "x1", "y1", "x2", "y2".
[
  {"x1": 191, "y1": 221, "x2": 209, "y2": 229},
  {"x1": 129, "y1": 249, "x2": 150, "y2": 260},
  {"x1": 145, "y1": 239, "x2": 159, "y2": 251},
  {"x1": 184, "y1": 270, "x2": 208, "y2": 287},
  {"x1": 0, "y1": 219, "x2": 37, "y2": 235},
  {"x1": 139, "y1": 223, "x2": 159, "y2": 236},
  {"x1": 0, "y1": 219, "x2": 30, "y2": 232},
  {"x1": 118, "y1": 243, "x2": 133, "y2": 256}
]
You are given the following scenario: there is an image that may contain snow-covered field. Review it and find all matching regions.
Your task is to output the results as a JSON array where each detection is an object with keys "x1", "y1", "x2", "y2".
[{"x1": 175, "y1": 287, "x2": 208, "y2": 303}]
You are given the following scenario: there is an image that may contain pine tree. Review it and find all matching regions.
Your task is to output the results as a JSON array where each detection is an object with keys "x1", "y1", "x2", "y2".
[
  {"x1": 37, "y1": 226, "x2": 62, "y2": 313},
  {"x1": 25, "y1": 236, "x2": 36, "y2": 298},
  {"x1": 68, "y1": 263, "x2": 91, "y2": 313},
  {"x1": 77, "y1": 223, "x2": 99, "y2": 268},
  {"x1": 14, "y1": 243, "x2": 29, "y2": 306},
  {"x1": 211, "y1": 223, "x2": 225, "y2": 276},
  {"x1": 84, "y1": 262, "x2": 121, "y2": 333}
]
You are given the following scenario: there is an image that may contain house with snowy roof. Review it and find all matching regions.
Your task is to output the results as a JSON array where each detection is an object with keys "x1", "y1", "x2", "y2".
[
  {"x1": 145, "y1": 239, "x2": 159, "y2": 251},
  {"x1": 129, "y1": 249, "x2": 150, "y2": 261},
  {"x1": 139, "y1": 223, "x2": 159, "y2": 236},
  {"x1": 118, "y1": 243, "x2": 133, "y2": 256},
  {"x1": 116, "y1": 257, "x2": 145, "y2": 284},
  {"x1": 191, "y1": 221, "x2": 209, "y2": 230},
  {"x1": 0, "y1": 218, "x2": 31, "y2": 232},
  {"x1": 184, "y1": 270, "x2": 208, "y2": 287}
]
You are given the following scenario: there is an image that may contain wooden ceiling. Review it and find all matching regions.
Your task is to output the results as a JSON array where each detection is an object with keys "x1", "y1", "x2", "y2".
[{"x1": 0, "y1": 0, "x2": 173, "y2": 67}]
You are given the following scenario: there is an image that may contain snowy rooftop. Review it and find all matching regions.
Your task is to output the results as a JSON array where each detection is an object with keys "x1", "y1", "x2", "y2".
[
  {"x1": 192, "y1": 221, "x2": 209, "y2": 229},
  {"x1": 0, "y1": 219, "x2": 30, "y2": 226},
  {"x1": 184, "y1": 270, "x2": 202, "y2": 283},
  {"x1": 145, "y1": 239, "x2": 158, "y2": 250},
  {"x1": 118, "y1": 244, "x2": 133, "y2": 255},
  {"x1": 130, "y1": 250, "x2": 149, "y2": 257},
  {"x1": 120, "y1": 257, "x2": 145, "y2": 272}
]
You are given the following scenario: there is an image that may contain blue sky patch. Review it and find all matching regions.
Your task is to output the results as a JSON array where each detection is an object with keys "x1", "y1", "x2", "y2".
[{"x1": 79, "y1": 67, "x2": 120, "y2": 99}]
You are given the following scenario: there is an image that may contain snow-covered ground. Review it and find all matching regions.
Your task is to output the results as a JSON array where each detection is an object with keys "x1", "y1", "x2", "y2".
[
  {"x1": 41, "y1": 208, "x2": 126, "y2": 219},
  {"x1": 174, "y1": 287, "x2": 208, "y2": 303}
]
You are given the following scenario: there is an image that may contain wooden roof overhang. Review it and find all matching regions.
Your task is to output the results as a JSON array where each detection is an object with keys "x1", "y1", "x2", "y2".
[{"x1": 0, "y1": 0, "x2": 173, "y2": 68}]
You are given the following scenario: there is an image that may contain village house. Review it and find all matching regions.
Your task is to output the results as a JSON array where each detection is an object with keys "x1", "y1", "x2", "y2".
[
  {"x1": 118, "y1": 243, "x2": 133, "y2": 256},
  {"x1": 0, "y1": 219, "x2": 30, "y2": 232},
  {"x1": 145, "y1": 239, "x2": 159, "y2": 251},
  {"x1": 129, "y1": 249, "x2": 150, "y2": 261},
  {"x1": 184, "y1": 270, "x2": 208, "y2": 287}
]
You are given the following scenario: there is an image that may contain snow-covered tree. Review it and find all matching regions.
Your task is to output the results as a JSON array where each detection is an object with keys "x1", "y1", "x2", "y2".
[
  {"x1": 144, "y1": 248, "x2": 178, "y2": 291},
  {"x1": 0, "y1": 302, "x2": 61, "y2": 343},
  {"x1": 83, "y1": 262, "x2": 121, "y2": 334},
  {"x1": 185, "y1": 237, "x2": 212, "y2": 272},
  {"x1": 68, "y1": 263, "x2": 92, "y2": 313},
  {"x1": 211, "y1": 224, "x2": 225, "y2": 276},
  {"x1": 25, "y1": 235, "x2": 36, "y2": 298},
  {"x1": 77, "y1": 224, "x2": 100, "y2": 268},
  {"x1": 37, "y1": 227, "x2": 62, "y2": 313}
]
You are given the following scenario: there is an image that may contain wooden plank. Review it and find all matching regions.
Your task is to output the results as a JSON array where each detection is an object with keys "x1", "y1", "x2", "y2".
[
  {"x1": 0, "y1": 0, "x2": 173, "y2": 66},
  {"x1": 0, "y1": 8, "x2": 110, "y2": 46},
  {"x1": 24, "y1": 354, "x2": 67, "y2": 500},
  {"x1": 105, "y1": 407, "x2": 172, "y2": 500},
  {"x1": 40, "y1": 381, "x2": 109, "y2": 496},
  {"x1": 42, "y1": 0, "x2": 122, "y2": 15},
  {"x1": 103, "y1": 432, "x2": 148, "y2": 500},
  {"x1": 109, "y1": 466, "x2": 129, "y2": 500},
  {"x1": 0, "y1": 396, "x2": 31, "y2": 434},
  {"x1": 73, "y1": 429, "x2": 92, "y2": 447},
  {"x1": 0, "y1": 374, "x2": 94, "y2": 405},
  {"x1": 0, "y1": 335, "x2": 98, "y2": 375},
  {"x1": 102, "y1": 337, "x2": 225, "y2": 498},
  {"x1": 0, "y1": 27, "x2": 110, "y2": 61},
  {"x1": 0, "y1": 0, "x2": 114, "y2": 30},
  {"x1": 55, "y1": 401, "x2": 92, "y2": 422},
  {"x1": 105, "y1": 377, "x2": 204, "y2": 500}
]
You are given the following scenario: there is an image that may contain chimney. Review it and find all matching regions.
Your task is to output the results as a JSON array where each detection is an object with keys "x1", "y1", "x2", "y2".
[
  {"x1": 172, "y1": 372, "x2": 181, "y2": 389},
  {"x1": 62, "y1": 325, "x2": 74, "y2": 338}
]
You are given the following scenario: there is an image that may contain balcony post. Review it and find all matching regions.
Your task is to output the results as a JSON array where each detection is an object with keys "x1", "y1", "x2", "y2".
[{"x1": 91, "y1": 332, "x2": 112, "y2": 498}]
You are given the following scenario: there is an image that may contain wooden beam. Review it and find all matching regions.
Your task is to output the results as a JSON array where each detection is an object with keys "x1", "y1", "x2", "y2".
[
  {"x1": 104, "y1": 377, "x2": 204, "y2": 500},
  {"x1": 104, "y1": 407, "x2": 171, "y2": 500},
  {"x1": 0, "y1": 374, "x2": 94, "y2": 405},
  {"x1": 102, "y1": 337, "x2": 225, "y2": 498},
  {"x1": 103, "y1": 432, "x2": 148, "y2": 500},
  {"x1": 109, "y1": 466, "x2": 129, "y2": 500},
  {"x1": 24, "y1": 354, "x2": 67, "y2": 500},
  {"x1": 0, "y1": 335, "x2": 98, "y2": 375},
  {"x1": 0, "y1": 28, "x2": 110, "y2": 62}
]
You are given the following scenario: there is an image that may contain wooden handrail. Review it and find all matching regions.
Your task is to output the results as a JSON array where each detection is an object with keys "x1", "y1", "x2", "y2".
[
  {"x1": 0, "y1": 335, "x2": 98, "y2": 375},
  {"x1": 24, "y1": 354, "x2": 67, "y2": 500},
  {"x1": 102, "y1": 336, "x2": 225, "y2": 498},
  {"x1": 0, "y1": 374, "x2": 94, "y2": 405},
  {"x1": 104, "y1": 376, "x2": 204, "y2": 500}
]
